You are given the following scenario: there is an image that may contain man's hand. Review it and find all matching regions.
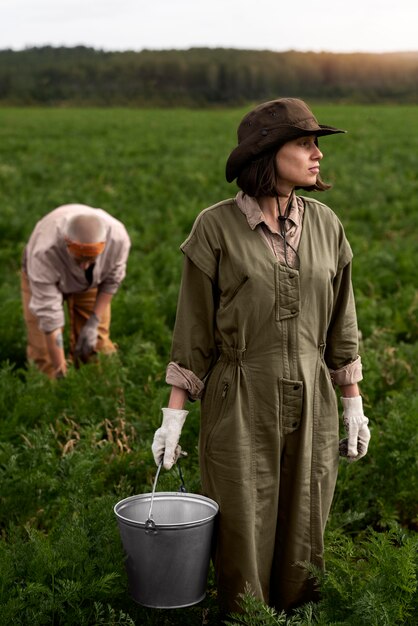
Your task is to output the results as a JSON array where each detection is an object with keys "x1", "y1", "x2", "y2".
[
  {"x1": 45, "y1": 328, "x2": 67, "y2": 378},
  {"x1": 75, "y1": 313, "x2": 99, "y2": 361}
]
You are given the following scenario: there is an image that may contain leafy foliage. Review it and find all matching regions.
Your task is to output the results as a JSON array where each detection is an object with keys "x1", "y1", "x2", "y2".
[{"x1": 317, "y1": 529, "x2": 418, "y2": 625}]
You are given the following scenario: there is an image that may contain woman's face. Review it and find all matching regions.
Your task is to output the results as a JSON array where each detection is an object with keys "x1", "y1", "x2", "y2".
[{"x1": 275, "y1": 135, "x2": 323, "y2": 192}]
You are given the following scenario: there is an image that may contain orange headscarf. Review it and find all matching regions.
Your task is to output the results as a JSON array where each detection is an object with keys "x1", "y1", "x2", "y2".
[{"x1": 66, "y1": 240, "x2": 106, "y2": 258}]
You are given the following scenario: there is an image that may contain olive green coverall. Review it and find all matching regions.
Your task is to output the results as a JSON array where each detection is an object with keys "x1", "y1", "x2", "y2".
[{"x1": 170, "y1": 196, "x2": 359, "y2": 612}]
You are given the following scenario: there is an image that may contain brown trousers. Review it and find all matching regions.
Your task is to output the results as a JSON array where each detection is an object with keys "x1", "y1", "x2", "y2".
[{"x1": 21, "y1": 271, "x2": 116, "y2": 378}]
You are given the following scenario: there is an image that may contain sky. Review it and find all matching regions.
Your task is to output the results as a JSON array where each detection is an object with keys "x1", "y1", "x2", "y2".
[{"x1": 1, "y1": 0, "x2": 417, "y2": 54}]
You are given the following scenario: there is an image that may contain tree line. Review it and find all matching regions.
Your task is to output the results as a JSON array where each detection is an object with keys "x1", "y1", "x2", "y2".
[{"x1": 0, "y1": 46, "x2": 417, "y2": 106}]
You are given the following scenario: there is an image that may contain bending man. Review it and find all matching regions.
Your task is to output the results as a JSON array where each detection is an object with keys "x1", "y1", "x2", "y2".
[{"x1": 21, "y1": 204, "x2": 131, "y2": 378}]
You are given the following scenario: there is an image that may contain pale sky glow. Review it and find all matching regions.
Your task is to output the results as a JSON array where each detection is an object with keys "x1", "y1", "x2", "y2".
[{"x1": 1, "y1": 0, "x2": 417, "y2": 54}]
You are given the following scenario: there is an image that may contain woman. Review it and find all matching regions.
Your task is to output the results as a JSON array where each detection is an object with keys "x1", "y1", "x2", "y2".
[{"x1": 152, "y1": 98, "x2": 371, "y2": 614}]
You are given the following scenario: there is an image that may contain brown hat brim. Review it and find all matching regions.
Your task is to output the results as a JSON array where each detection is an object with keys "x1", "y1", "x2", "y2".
[{"x1": 226, "y1": 123, "x2": 345, "y2": 183}]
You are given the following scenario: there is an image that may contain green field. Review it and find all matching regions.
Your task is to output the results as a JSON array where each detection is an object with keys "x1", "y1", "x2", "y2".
[{"x1": 0, "y1": 105, "x2": 417, "y2": 625}]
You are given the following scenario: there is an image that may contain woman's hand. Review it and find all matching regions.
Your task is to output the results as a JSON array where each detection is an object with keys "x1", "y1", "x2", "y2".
[
  {"x1": 340, "y1": 395, "x2": 371, "y2": 461},
  {"x1": 152, "y1": 408, "x2": 189, "y2": 470}
]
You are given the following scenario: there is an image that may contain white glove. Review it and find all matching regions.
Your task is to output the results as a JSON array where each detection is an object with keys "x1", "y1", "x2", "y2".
[
  {"x1": 152, "y1": 408, "x2": 189, "y2": 470},
  {"x1": 75, "y1": 313, "x2": 99, "y2": 361},
  {"x1": 340, "y1": 396, "x2": 371, "y2": 461}
]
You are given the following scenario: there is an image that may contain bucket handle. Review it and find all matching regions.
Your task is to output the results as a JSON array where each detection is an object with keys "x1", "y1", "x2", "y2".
[
  {"x1": 145, "y1": 461, "x2": 162, "y2": 533},
  {"x1": 145, "y1": 459, "x2": 187, "y2": 533}
]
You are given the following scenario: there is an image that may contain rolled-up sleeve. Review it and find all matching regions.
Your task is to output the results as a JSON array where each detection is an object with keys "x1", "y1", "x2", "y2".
[
  {"x1": 329, "y1": 355, "x2": 363, "y2": 386},
  {"x1": 166, "y1": 362, "x2": 205, "y2": 400}
]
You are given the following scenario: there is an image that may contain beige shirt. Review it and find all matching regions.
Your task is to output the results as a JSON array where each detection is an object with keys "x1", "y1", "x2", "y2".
[
  {"x1": 24, "y1": 204, "x2": 131, "y2": 332},
  {"x1": 167, "y1": 193, "x2": 362, "y2": 394}
]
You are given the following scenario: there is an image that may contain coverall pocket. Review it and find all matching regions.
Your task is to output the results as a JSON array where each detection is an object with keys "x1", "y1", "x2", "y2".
[
  {"x1": 201, "y1": 361, "x2": 233, "y2": 450},
  {"x1": 220, "y1": 275, "x2": 249, "y2": 311},
  {"x1": 279, "y1": 377, "x2": 304, "y2": 434},
  {"x1": 204, "y1": 380, "x2": 232, "y2": 451}
]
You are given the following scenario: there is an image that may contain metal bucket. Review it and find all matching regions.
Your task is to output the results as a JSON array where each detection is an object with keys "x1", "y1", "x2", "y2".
[{"x1": 114, "y1": 462, "x2": 219, "y2": 608}]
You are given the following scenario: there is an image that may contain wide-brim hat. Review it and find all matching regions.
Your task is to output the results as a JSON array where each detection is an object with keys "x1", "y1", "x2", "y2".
[{"x1": 226, "y1": 98, "x2": 346, "y2": 182}]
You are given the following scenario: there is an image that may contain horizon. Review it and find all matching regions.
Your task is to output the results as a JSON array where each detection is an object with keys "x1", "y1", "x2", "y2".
[{"x1": 2, "y1": 44, "x2": 418, "y2": 56}]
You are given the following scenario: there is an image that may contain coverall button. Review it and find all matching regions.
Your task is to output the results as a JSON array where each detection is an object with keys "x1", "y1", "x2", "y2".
[
  {"x1": 289, "y1": 274, "x2": 296, "y2": 279},
  {"x1": 293, "y1": 384, "x2": 300, "y2": 390},
  {"x1": 291, "y1": 309, "x2": 297, "y2": 314},
  {"x1": 292, "y1": 421, "x2": 298, "y2": 428}
]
